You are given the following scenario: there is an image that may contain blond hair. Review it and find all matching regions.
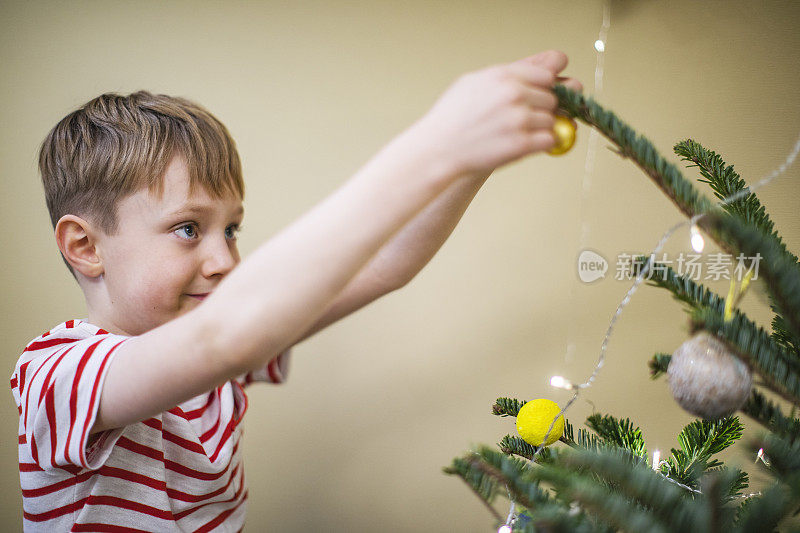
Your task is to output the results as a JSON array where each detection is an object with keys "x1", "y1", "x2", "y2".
[{"x1": 39, "y1": 90, "x2": 244, "y2": 275}]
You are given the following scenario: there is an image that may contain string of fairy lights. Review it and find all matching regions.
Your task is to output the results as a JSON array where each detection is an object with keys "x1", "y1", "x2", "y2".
[{"x1": 496, "y1": 1, "x2": 800, "y2": 530}]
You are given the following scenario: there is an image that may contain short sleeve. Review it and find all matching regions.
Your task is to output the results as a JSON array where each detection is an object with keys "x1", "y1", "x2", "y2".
[
  {"x1": 235, "y1": 347, "x2": 291, "y2": 388},
  {"x1": 15, "y1": 334, "x2": 130, "y2": 471}
]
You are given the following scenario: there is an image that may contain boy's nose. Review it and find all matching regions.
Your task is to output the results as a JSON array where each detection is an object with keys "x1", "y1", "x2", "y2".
[{"x1": 200, "y1": 237, "x2": 239, "y2": 278}]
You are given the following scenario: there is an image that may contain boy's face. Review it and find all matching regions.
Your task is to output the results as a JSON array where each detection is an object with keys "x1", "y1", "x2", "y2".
[{"x1": 91, "y1": 154, "x2": 243, "y2": 336}]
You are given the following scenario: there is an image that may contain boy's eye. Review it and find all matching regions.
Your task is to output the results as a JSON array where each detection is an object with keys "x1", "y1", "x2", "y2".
[
  {"x1": 225, "y1": 224, "x2": 242, "y2": 240},
  {"x1": 174, "y1": 223, "x2": 240, "y2": 241},
  {"x1": 175, "y1": 224, "x2": 198, "y2": 240}
]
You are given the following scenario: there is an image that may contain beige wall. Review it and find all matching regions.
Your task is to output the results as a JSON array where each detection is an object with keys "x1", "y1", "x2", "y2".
[{"x1": 2, "y1": 1, "x2": 799, "y2": 530}]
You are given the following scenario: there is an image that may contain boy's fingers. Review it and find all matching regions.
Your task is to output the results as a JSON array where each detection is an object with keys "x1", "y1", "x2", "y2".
[
  {"x1": 524, "y1": 110, "x2": 557, "y2": 131},
  {"x1": 504, "y1": 63, "x2": 556, "y2": 88},
  {"x1": 529, "y1": 130, "x2": 558, "y2": 152},
  {"x1": 514, "y1": 49, "x2": 568, "y2": 75},
  {"x1": 556, "y1": 76, "x2": 583, "y2": 93},
  {"x1": 523, "y1": 86, "x2": 558, "y2": 112}
]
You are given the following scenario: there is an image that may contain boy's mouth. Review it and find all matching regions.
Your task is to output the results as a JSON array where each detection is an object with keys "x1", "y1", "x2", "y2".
[{"x1": 187, "y1": 293, "x2": 210, "y2": 301}]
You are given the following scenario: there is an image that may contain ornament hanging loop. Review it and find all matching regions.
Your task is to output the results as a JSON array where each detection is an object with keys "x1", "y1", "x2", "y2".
[{"x1": 723, "y1": 269, "x2": 755, "y2": 322}]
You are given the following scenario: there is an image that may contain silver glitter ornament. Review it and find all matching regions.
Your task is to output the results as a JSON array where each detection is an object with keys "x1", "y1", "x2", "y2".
[{"x1": 667, "y1": 331, "x2": 752, "y2": 419}]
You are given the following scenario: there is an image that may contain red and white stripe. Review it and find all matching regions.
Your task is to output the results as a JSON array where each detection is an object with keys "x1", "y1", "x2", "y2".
[{"x1": 10, "y1": 319, "x2": 290, "y2": 532}]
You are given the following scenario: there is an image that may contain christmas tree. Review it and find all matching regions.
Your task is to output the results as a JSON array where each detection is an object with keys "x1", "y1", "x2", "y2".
[{"x1": 445, "y1": 85, "x2": 800, "y2": 532}]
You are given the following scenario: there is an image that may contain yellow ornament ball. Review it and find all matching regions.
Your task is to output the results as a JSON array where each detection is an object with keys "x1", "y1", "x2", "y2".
[
  {"x1": 515, "y1": 399, "x2": 565, "y2": 447},
  {"x1": 547, "y1": 114, "x2": 577, "y2": 156}
]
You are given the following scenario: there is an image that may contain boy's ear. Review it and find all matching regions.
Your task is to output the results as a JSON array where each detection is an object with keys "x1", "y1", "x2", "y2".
[{"x1": 55, "y1": 215, "x2": 104, "y2": 278}]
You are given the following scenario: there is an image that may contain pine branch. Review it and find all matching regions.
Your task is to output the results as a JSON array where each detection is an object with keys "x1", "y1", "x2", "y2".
[
  {"x1": 752, "y1": 432, "x2": 800, "y2": 482},
  {"x1": 452, "y1": 439, "x2": 764, "y2": 532},
  {"x1": 692, "y1": 307, "x2": 800, "y2": 407},
  {"x1": 740, "y1": 389, "x2": 800, "y2": 442},
  {"x1": 585, "y1": 414, "x2": 647, "y2": 458},
  {"x1": 468, "y1": 446, "x2": 644, "y2": 531},
  {"x1": 733, "y1": 495, "x2": 762, "y2": 529},
  {"x1": 562, "y1": 418, "x2": 577, "y2": 446},
  {"x1": 673, "y1": 139, "x2": 799, "y2": 278},
  {"x1": 679, "y1": 417, "x2": 744, "y2": 457},
  {"x1": 647, "y1": 356, "x2": 800, "y2": 446},
  {"x1": 554, "y1": 85, "x2": 710, "y2": 217},
  {"x1": 692, "y1": 469, "x2": 742, "y2": 531},
  {"x1": 493, "y1": 397, "x2": 526, "y2": 417},
  {"x1": 772, "y1": 314, "x2": 800, "y2": 357},
  {"x1": 628, "y1": 254, "x2": 800, "y2": 405},
  {"x1": 462, "y1": 446, "x2": 552, "y2": 511},
  {"x1": 499, "y1": 434, "x2": 538, "y2": 461},
  {"x1": 629, "y1": 254, "x2": 726, "y2": 314},
  {"x1": 553, "y1": 447, "x2": 692, "y2": 532},
  {"x1": 649, "y1": 353, "x2": 672, "y2": 379},
  {"x1": 626, "y1": 250, "x2": 800, "y2": 406},
  {"x1": 735, "y1": 433, "x2": 800, "y2": 531},
  {"x1": 673, "y1": 140, "x2": 800, "y2": 355},
  {"x1": 443, "y1": 456, "x2": 501, "y2": 518},
  {"x1": 629, "y1": 255, "x2": 800, "y2": 394},
  {"x1": 703, "y1": 467, "x2": 749, "y2": 501},
  {"x1": 701, "y1": 209, "x2": 800, "y2": 350},
  {"x1": 550, "y1": 448, "x2": 757, "y2": 531},
  {"x1": 675, "y1": 140, "x2": 770, "y2": 228},
  {"x1": 513, "y1": 507, "x2": 613, "y2": 533},
  {"x1": 474, "y1": 445, "x2": 670, "y2": 532},
  {"x1": 733, "y1": 484, "x2": 787, "y2": 533},
  {"x1": 576, "y1": 428, "x2": 603, "y2": 453},
  {"x1": 553, "y1": 85, "x2": 741, "y2": 260},
  {"x1": 665, "y1": 417, "x2": 744, "y2": 491},
  {"x1": 555, "y1": 85, "x2": 800, "y2": 355},
  {"x1": 498, "y1": 424, "x2": 586, "y2": 464}
]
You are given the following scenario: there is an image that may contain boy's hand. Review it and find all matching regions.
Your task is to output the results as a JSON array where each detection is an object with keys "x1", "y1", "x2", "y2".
[{"x1": 410, "y1": 50, "x2": 582, "y2": 177}]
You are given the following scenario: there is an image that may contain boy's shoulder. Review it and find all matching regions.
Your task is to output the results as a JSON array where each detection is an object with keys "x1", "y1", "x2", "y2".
[
  {"x1": 11, "y1": 318, "x2": 133, "y2": 473},
  {"x1": 12, "y1": 318, "x2": 126, "y2": 378},
  {"x1": 22, "y1": 318, "x2": 111, "y2": 346}
]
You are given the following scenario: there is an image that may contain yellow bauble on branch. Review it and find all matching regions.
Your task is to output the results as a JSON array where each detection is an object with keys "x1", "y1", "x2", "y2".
[
  {"x1": 515, "y1": 398, "x2": 565, "y2": 447},
  {"x1": 547, "y1": 114, "x2": 577, "y2": 156}
]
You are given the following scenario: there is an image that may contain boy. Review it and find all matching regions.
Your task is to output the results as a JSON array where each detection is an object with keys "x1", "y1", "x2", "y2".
[{"x1": 12, "y1": 50, "x2": 581, "y2": 531}]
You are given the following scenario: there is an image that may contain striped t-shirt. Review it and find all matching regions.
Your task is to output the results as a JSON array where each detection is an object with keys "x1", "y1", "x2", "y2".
[{"x1": 11, "y1": 319, "x2": 290, "y2": 532}]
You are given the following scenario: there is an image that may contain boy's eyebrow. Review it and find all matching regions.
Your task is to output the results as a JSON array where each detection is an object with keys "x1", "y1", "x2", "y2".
[{"x1": 167, "y1": 203, "x2": 244, "y2": 218}]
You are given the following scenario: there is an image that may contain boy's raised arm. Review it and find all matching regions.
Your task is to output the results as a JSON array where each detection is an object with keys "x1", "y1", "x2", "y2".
[{"x1": 92, "y1": 50, "x2": 569, "y2": 433}]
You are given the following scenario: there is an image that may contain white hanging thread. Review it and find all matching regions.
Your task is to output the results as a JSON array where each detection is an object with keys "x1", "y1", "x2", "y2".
[
  {"x1": 496, "y1": 485, "x2": 516, "y2": 532},
  {"x1": 500, "y1": 0, "x2": 611, "y2": 527},
  {"x1": 565, "y1": 0, "x2": 610, "y2": 366}
]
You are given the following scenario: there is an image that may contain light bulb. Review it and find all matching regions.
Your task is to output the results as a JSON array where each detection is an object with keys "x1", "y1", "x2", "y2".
[
  {"x1": 550, "y1": 375, "x2": 571, "y2": 389},
  {"x1": 690, "y1": 225, "x2": 705, "y2": 253},
  {"x1": 498, "y1": 525, "x2": 512, "y2": 533},
  {"x1": 756, "y1": 448, "x2": 769, "y2": 466},
  {"x1": 594, "y1": 39, "x2": 605, "y2": 52},
  {"x1": 652, "y1": 450, "x2": 661, "y2": 470}
]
